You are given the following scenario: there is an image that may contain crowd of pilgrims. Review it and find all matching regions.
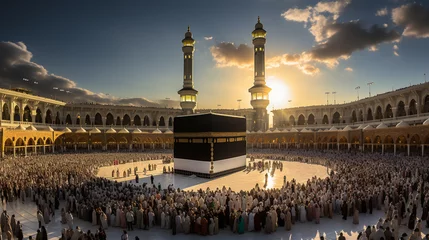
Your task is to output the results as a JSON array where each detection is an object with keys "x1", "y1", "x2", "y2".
[{"x1": 0, "y1": 150, "x2": 429, "y2": 240}]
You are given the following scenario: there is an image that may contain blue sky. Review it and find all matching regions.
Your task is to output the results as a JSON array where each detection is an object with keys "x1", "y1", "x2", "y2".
[{"x1": 0, "y1": 0, "x2": 428, "y2": 109}]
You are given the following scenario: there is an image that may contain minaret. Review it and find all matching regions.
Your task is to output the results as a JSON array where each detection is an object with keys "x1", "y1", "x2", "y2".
[
  {"x1": 249, "y1": 17, "x2": 271, "y2": 131},
  {"x1": 178, "y1": 26, "x2": 198, "y2": 115}
]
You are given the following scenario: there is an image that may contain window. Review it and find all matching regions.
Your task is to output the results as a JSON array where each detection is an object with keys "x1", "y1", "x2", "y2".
[
  {"x1": 181, "y1": 95, "x2": 196, "y2": 102},
  {"x1": 192, "y1": 96, "x2": 196, "y2": 102},
  {"x1": 185, "y1": 95, "x2": 192, "y2": 102},
  {"x1": 259, "y1": 48, "x2": 262, "y2": 51},
  {"x1": 255, "y1": 48, "x2": 258, "y2": 52},
  {"x1": 263, "y1": 94, "x2": 268, "y2": 100},
  {"x1": 190, "y1": 75, "x2": 192, "y2": 79},
  {"x1": 184, "y1": 75, "x2": 186, "y2": 79},
  {"x1": 257, "y1": 93, "x2": 263, "y2": 100},
  {"x1": 184, "y1": 55, "x2": 187, "y2": 59},
  {"x1": 252, "y1": 93, "x2": 256, "y2": 100}
]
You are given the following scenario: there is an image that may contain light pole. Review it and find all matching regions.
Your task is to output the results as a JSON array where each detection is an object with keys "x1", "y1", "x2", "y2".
[
  {"x1": 355, "y1": 86, "x2": 360, "y2": 100},
  {"x1": 332, "y1": 91, "x2": 337, "y2": 105},
  {"x1": 325, "y1": 92, "x2": 330, "y2": 105},
  {"x1": 367, "y1": 82, "x2": 374, "y2": 97},
  {"x1": 425, "y1": 73, "x2": 427, "y2": 83},
  {"x1": 237, "y1": 99, "x2": 242, "y2": 109}
]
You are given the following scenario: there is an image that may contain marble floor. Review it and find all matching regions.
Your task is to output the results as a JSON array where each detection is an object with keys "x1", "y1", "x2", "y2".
[{"x1": 1, "y1": 159, "x2": 423, "y2": 240}]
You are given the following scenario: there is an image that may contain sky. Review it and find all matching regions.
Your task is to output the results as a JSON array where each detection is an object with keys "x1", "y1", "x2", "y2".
[{"x1": 1, "y1": 0, "x2": 429, "y2": 110}]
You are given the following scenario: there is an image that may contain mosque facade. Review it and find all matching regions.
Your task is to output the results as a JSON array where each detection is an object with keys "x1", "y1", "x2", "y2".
[{"x1": 1, "y1": 18, "x2": 429, "y2": 158}]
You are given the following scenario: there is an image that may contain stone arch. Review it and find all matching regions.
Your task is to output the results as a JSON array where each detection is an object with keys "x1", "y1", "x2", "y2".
[
  {"x1": 15, "y1": 138, "x2": 25, "y2": 147},
  {"x1": 45, "y1": 109, "x2": 53, "y2": 124},
  {"x1": 322, "y1": 114, "x2": 329, "y2": 124},
  {"x1": 351, "y1": 110, "x2": 357, "y2": 123},
  {"x1": 85, "y1": 114, "x2": 91, "y2": 125},
  {"x1": 27, "y1": 138, "x2": 35, "y2": 146},
  {"x1": 94, "y1": 113, "x2": 103, "y2": 125},
  {"x1": 65, "y1": 114, "x2": 72, "y2": 125},
  {"x1": 116, "y1": 116, "x2": 121, "y2": 126},
  {"x1": 375, "y1": 106, "x2": 383, "y2": 120},
  {"x1": 23, "y1": 105, "x2": 32, "y2": 122},
  {"x1": 385, "y1": 104, "x2": 393, "y2": 118},
  {"x1": 152, "y1": 119, "x2": 157, "y2": 126},
  {"x1": 37, "y1": 138, "x2": 44, "y2": 145},
  {"x1": 14, "y1": 105, "x2": 20, "y2": 121},
  {"x1": 2, "y1": 103, "x2": 10, "y2": 120},
  {"x1": 395, "y1": 135, "x2": 407, "y2": 144},
  {"x1": 134, "y1": 115, "x2": 142, "y2": 126},
  {"x1": 408, "y1": 99, "x2": 417, "y2": 115},
  {"x1": 168, "y1": 117, "x2": 173, "y2": 127},
  {"x1": 106, "y1": 113, "x2": 114, "y2": 126},
  {"x1": 358, "y1": 110, "x2": 363, "y2": 122},
  {"x1": 396, "y1": 101, "x2": 406, "y2": 117},
  {"x1": 55, "y1": 112, "x2": 61, "y2": 125},
  {"x1": 332, "y1": 112, "x2": 340, "y2": 124},
  {"x1": 76, "y1": 114, "x2": 81, "y2": 125},
  {"x1": 289, "y1": 115, "x2": 295, "y2": 126},
  {"x1": 423, "y1": 95, "x2": 429, "y2": 113},
  {"x1": 373, "y1": 135, "x2": 382, "y2": 144},
  {"x1": 409, "y1": 134, "x2": 421, "y2": 155},
  {"x1": 297, "y1": 114, "x2": 305, "y2": 125},
  {"x1": 123, "y1": 114, "x2": 131, "y2": 126},
  {"x1": 384, "y1": 135, "x2": 395, "y2": 153},
  {"x1": 143, "y1": 115, "x2": 150, "y2": 126},
  {"x1": 159, "y1": 116, "x2": 166, "y2": 126},
  {"x1": 35, "y1": 108, "x2": 42, "y2": 123},
  {"x1": 367, "y1": 108, "x2": 373, "y2": 121},
  {"x1": 307, "y1": 114, "x2": 315, "y2": 125}
]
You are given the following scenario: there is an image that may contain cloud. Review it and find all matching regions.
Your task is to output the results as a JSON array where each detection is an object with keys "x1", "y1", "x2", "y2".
[
  {"x1": 307, "y1": 21, "x2": 401, "y2": 66},
  {"x1": 393, "y1": 44, "x2": 399, "y2": 50},
  {"x1": 298, "y1": 64, "x2": 320, "y2": 75},
  {"x1": 204, "y1": 36, "x2": 213, "y2": 40},
  {"x1": 281, "y1": 7, "x2": 312, "y2": 23},
  {"x1": 345, "y1": 67, "x2": 353, "y2": 72},
  {"x1": 209, "y1": 42, "x2": 253, "y2": 69},
  {"x1": 281, "y1": 0, "x2": 352, "y2": 42},
  {"x1": 0, "y1": 41, "x2": 178, "y2": 107},
  {"x1": 394, "y1": 51, "x2": 400, "y2": 56},
  {"x1": 392, "y1": 3, "x2": 429, "y2": 38},
  {"x1": 376, "y1": 8, "x2": 388, "y2": 17}
]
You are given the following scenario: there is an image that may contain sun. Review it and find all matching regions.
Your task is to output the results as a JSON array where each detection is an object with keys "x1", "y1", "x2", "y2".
[{"x1": 266, "y1": 76, "x2": 290, "y2": 110}]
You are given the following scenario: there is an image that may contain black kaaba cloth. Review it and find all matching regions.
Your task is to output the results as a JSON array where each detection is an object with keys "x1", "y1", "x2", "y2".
[{"x1": 173, "y1": 113, "x2": 247, "y2": 178}]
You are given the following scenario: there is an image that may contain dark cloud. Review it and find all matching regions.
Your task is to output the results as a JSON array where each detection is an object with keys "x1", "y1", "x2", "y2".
[
  {"x1": 392, "y1": 3, "x2": 429, "y2": 38},
  {"x1": 210, "y1": 42, "x2": 253, "y2": 69},
  {"x1": 308, "y1": 21, "x2": 401, "y2": 65},
  {"x1": 0, "y1": 42, "x2": 178, "y2": 107}
]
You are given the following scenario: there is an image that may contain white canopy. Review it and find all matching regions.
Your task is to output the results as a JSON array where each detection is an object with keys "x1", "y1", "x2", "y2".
[
  {"x1": 342, "y1": 125, "x2": 353, "y2": 131},
  {"x1": 118, "y1": 128, "x2": 129, "y2": 134},
  {"x1": 273, "y1": 128, "x2": 280, "y2": 133},
  {"x1": 27, "y1": 125, "x2": 37, "y2": 131},
  {"x1": 423, "y1": 118, "x2": 429, "y2": 125},
  {"x1": 265, "y1": 129, "x2": 272, "y2": 133},
  {"x1": 357, "y1": 124, "x2": 366, "y2": 129},
  {"x1": 75, "y1": 127, "x2": 87, "y2": 133},
  {"x1": 46, "y1": 126, "x2": 55, "y2": 132},
  {"x1": 395, "y1": 121, "x2": 409, "y2": 128},
  {"x1": 62, "y1": 127, "x2": 72, "y2": 133},
  {"x1": 376, "y1": 123, "x2": 388, "y2": 129},
  {"x1": 152, "y1": 128, "x2": 162, "y2": 134},
  {"x1": 301, "y1": 128, "x2": 312, "y2": 132},
  {"x1": 15, "y1": 124, "x2": 26, "y2": 130},
  {"x1": 164, "y1": 129, "x2": 173, "y2": 134},
  {"x1": 132, "y1": 128, "x2": 142, "y2": 133},
  {"x1": 290, "y1": 128, "x2": 298, "y2": 132},
  {"x1": 106, "y1": 128, "x2": 117, "y2": 134},
  {"x1": 90, "y1": 127, "x2": 101, "y2": 134},
  {"x1": 329, "y1": 126, "x2": 338, "y2": 131},
  {"x1": 363, "y1": 125, "x2": 374, "y2": 130}
]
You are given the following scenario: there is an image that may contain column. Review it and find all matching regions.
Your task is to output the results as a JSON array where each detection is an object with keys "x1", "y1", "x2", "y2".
[
  {"x1": 348, "y1": 143, "x2": 351, "y2": 151},
  {"x1": 381, "y1": 144, "x2": 384, "y2": 155},
  {"x1": 362, "y1": 144, "x2": 365, "y2": 152},
  {"x1": 88, "y1": 144, "x2": 90, "y2": 151},
  {"x1": 337, "y1": 143, "x2": 340, "y2": 151},
  {"x1": 1, "y1": 151, "x2": 4, "y2": 158},
  {"x1": 407, "y1": 144, "x2": 410, "y2": 156},
  {"x1": 327, "y1": 143, "x2": 329, "y2": 150},
  {"x1": 43, "y1": 146, "x2": 46, "y2": 154},
  {"x1": 129, "y1": 144, "x2": 133, "y2": 151},
  {"x1": 117, "y1": 143, "x2": 119, "y2": 152},
  {"x1": 371, "y1": 144, "x2": 374, "y2": 153},
  {"x1": 24, "y1": 146, "x2": 27, "y2": 156},
  {"x1": 52, "y1": 146, "x2": 55, "y2": 154},
  {"x1": 13, "y1": 146, "x2": 16, "y2": 157},
  {"x1": 422, "y1": 144, "x2": 424, "y2": 157},
  {"x1": 74, "y1": 144, "x2": 77, "y2": 152},
  {"x1": 394, "y1": 144, "x2": 396, "y2": 155}
]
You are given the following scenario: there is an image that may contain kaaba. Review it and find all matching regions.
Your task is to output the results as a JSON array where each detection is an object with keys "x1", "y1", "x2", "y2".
[{"x1": 173, "y1": 113, "x2": 247, "y2": 178}]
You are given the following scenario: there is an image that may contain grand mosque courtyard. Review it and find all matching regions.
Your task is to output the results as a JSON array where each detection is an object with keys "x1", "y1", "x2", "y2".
[{"x1": 1, "y1": 158, "x2": 387, "y2": 240}]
